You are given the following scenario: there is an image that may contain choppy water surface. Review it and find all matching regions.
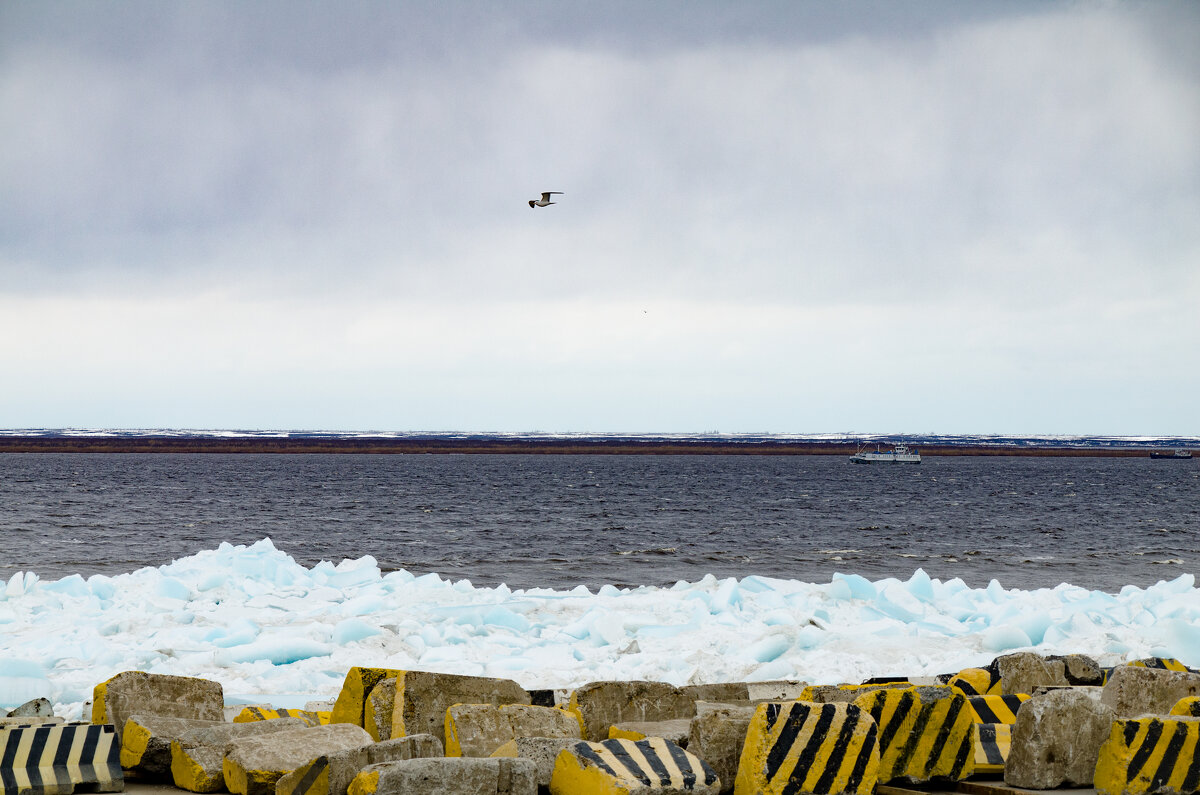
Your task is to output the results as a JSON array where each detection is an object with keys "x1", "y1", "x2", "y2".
[{"x1": 1, "y1": 453, "x2": 1196, "y2": 591}]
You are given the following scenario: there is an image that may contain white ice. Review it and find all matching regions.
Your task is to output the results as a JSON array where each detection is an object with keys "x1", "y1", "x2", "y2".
[{"x1": 2, "y1": 538, "x2": 1198, "y2": 719}]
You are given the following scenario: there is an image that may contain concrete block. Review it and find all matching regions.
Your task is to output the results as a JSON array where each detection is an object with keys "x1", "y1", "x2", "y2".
[
  {"x1": 5, "y1": 698, "x2": 54, "y2": 718},
  {"x1": 679, "y1": 684, "x2": 749, "y2": 703},
  {"x1": 365, "y1": 679, "x2": 395, "y2": 742},
  {"x1": 1102, "y1": 665, "x2": 1200, "y2": 719},
  {"x1": 995, "y1": 651, "x2": 1071, "y2": 695},
  {"x1": 1048, "y1": 653, "x2": 1107, "y2": 685},
  {"x1": 0, "y1": 717, "x2": 64, "y2": 727},
  {"x1": 687, "y1": 702, "x2": 757, "y2": 795},
  {"x1": 348, "y1": 757, "x2": 537, "y2": 795},
  {"x1": 120, "y1": 714, "x2": 223, "y2": 780},
  {"x1": 566, "y1": 681, "x2": 694, "y2": 741},
  {"x1": 222, "y1": 724, "x2": 373, "y2": 795},
  {"x1": 490, "y1": 737, "x2": 581, "y2": 792},
  {"x1": 91, "y1": 671, "x2": 223, "y2": 743},
  {"x1": 446, "y1": 704, "x2": 579, "y2": 758},
  {"x1": 233, "y1": 707, "x2": 324, "y2": 727},
  {"x1": 169, "y1": 718, "x2": 309, "y2": 793},
  {"x1": 1170, "y1": 696, "x2": 1200, "y2": 717},
  {"x1": 275, "y1": 734, "x2": 442, "y2": 795},
  {"x1": 744, "y1": 680, "x2": 808, "y2": 702},
  {"x1": 0, "y1": 721, "x2": 123, "y2": 794},
  {"x1": 329, "y1": 668, "x2": 405, "y2": 731},
  {"x1": 1094, "y1": 715, "x2": 1200, "y2": 795},
  {"x1": 735, "y1": 701, "x2": 877, "y2": 795},
  {"x1": 552, "y1": 738, "x2": 719, "y2": 794},
  {"x1": 966, "y1": 694, "x2": 1029, "y2": 724},
  {"x1": 1003, "y1": 688, "x2": 1116, "y2": 788},
  {"x1": 390, "y1": 671, "x2": 530, "y2": 742},
  {"x1": 852, "y1": 686, "x2": 974, "y2": 784},
  {"x1": 799, "y1": 683, "x2": 906, "y2": 703},
  {"x1": 608, "y1": 718, "x2": 692, "y2": 748},
  {"x1": 947, "y1": 667, "x2": 1001, "y2": 697}
]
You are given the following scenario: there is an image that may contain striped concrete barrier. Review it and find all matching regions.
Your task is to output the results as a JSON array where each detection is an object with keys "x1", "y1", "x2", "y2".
[
  {"x1": 552, "y1": 738, "x2": 719, "y2": 794},
  {"x1": 1170, "y1": 697, "x2": 1200, "y2": 718},
  {"x1": 853, "y1": 686, "x2": 975, "y2": 784},
  {"x1": 231, "y1": 707, "x2": 325, "y2": 727},
  {"x1": 947, "y1": 667, "x2": 1001, "y2": 698},
  {"x1": 1094, "y1": 716, "x2": 1200, "y2": 795},
  {"x1": 733, "y1": 701, "x2": 878, "y2": 795},
  {"x1": 0, "y1": 722, "x2": 123, "y2": 795},
  {"x1": 966, "y1": 694, "x2": 1028, "y2": 775},
  {"x1": 1127, "y1": 658, "x2": 1200, "y2": 674}
]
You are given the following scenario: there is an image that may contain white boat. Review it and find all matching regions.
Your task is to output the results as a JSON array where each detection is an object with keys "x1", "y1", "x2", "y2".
[{"x1": 850, "y1": 443, "x2": 922, "y2": 464}]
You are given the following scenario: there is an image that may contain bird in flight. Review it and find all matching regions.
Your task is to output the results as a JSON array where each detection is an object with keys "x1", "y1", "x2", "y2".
[{"x1": 529, "y1": 191, "x2": 563, "y2": 208}]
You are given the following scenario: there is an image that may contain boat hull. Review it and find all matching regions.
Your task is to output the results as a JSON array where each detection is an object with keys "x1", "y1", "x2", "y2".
[{"x1": 850, "y1": 453, "x2": 921, "y2": 464}]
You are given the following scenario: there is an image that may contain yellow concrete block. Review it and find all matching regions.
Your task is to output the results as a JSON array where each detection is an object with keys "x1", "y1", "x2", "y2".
[
  {"x1": 328, "y1": 667, "x2": 405, "y2": 729},
  {"x1": 972, "y1": 723, "x2": 1011, "y2": 775},
  {"x1": 552, "y1": 737, "x2": 719, "y2": 794},
  {"x1": 170, "y1": 740, "x2": 226, "y2": 793},
  {"x1": 1094, "y1": 716, "x2": 1200, "y2": 795},
  {"x1": 733, "y1": 701, "x2": 878, "y2": 795},
  {"x1": 347, "y1": 769, "x2": 380, "y2": 795},
  {"x1": 967, "y1": 694, "x2": 1029, "y2": 724},
  {"x1": 1169, "y1": 697, "x2": 1200, "y2": 718},
  {"x1": 853, "y1": 687, "x2": 975, "y2": 784},
  {"x1": 947, "y1": 667, "x2": 1000, "y2": 697}
]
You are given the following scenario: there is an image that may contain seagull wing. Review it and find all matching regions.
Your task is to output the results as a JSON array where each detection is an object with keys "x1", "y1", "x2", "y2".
[{"x1": 541, "y1": 192, "x2": 563, "y2": 200}]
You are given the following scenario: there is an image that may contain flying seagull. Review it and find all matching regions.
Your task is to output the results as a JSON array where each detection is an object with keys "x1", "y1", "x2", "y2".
[{"x1": 529, "y1": 191, "x2": 563, "y2": 208}]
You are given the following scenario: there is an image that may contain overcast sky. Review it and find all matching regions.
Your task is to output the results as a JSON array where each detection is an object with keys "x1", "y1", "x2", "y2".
[{"x1": 2, "y1": 1, "x2": 1197, "y2": 434}]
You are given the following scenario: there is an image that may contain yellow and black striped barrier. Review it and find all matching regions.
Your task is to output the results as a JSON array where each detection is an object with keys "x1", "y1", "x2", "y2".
[
  {"x1": 0, "y1": 722, "x2": 123, "y2": 795},
  {"x1": 231, "y1": 707, "x2": 325, "y2": 727},
  {"x1": 733, "y1": 701, "x2": 879, "y2": 794},
  {"x1": 1169, "y1": 696, "x2": 1200, "y2": 718},
  {"x1": 947, "y1": 667, "x2": 1001, "y2": 698},
  {"x1": 551, "y1": 737, "x2": 719, "y2": 793},
  {"x1": 275, "y1": 755, "x2": 331, "y2": 795},
  {"x1": 1127, "y1": 657, "x2": 1199, "y2": 674},
  {"x1": 1094, "y1": 716, "x2": 1200, "y2": 795},
  {"x1": 965, "y1": 694, "x2": 1027, "y2": 775},
  {"x1": 967, "y1": 694, "x2": 1028, "y2": 725},
  {"x1": 853, "y1": 687, "x2": 975, "y2": 784}
]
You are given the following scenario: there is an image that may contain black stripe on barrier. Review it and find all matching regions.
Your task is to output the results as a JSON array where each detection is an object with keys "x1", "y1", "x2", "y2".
[
  {"x1": 812, "y1": 707, "x2": 860, "y2": 794},
  {"x1": 845, "y1": 720, "x2": 878, "y2": 793},
  {"x1": 637, "y1": 740, "x2": 672, "y2": 784},
  {"x1": 1124, "y1": 720, "x2": 1140, "y2": 746},
  {"x1": 1126, "y1": 719, "x2": 1163, "y2": 783},
  {"x1": 876, "y1": 690, "x2": 915, "y2": 755},
  {"x1": 977, "y1": 724, "x2": 1004, "y2": 766},
  {"x1": 947, "y1": 723, "x2": 973, "y2": 780},
  {"x1": 574, "y1": 742, "x2": 618, "y2": 779},
  {"x1": 783, "y1": 703, "x2": 836, "y2": 795},
  {"x1": 766, "y1": 703, "x2": 808, "y2": 779},
  {"x1": 969, "y1": 695, "x2": 1024, "y2": 724},
  {"x1": 1147, "y1": 722, "x2": 1189, "y2": 792},
  {"x1": 893, "y1": 697, "x2": 936, "y2": 772},
  {"x1": 291, "y1": 756, "x2": 328, "y2": 795},
  {"x1": 663, "y1": 739, "x2": 698, "y2": 787},
  {"x1": 79, "y1": 724, "x2": 99, "y2": 784},
  {"x1": 924, "y1": 697, "x2": 962, "y2": 774},
  {"x1": 1182, "y1": 730, "x2": 1200, "y2": 794},
  {"x1": 764, "y1": 702, "x2": 782, "y2": 734},
  {"x1": 605, "y1": 740, "x2": 652, "y2": 786}
]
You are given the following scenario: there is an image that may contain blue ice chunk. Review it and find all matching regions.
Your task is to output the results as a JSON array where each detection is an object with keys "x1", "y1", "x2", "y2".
[
  {"x1": 739, "y1": 576, "x2": 778, "y2": 594},
  {"x1": 745, "y1": 633, "x2": 793, "y2": 663},
  {"x1": 831, "y1": 573, "x2": 876, "y2": 600},
  {"x1": 598, "y1": 585, "x2": 622, "y2": 598},
  {"x1": 1148, "y1": 617, "x2": 1200, "y2": 665},
  {"x1": 420, "y1": 625, "x2": 441, "y2": 647},
  {"x1": 986, "y1": 579, "x2": 1008, "y2": 602},
  {"x1": 157, "y1": 577, "x2": 191, "y2": 601},
  {"x1": 795, "y1": 625, "x2": 825, "y2": 649},
  {"x1": 206, "y1": 618, "x2": 260, "y2": 648},
  {"x1": 196, "y1": 571, "x2": 227, "y2": 591},
  {"x1": 43, "y1": 575, "x2": 89, "y2": 597},
  {"x1": 905, "y1": 569, "x2": 936, "y2": 602},
  {"x1": 218, "y1": 637, "x2": 332, "y2": 665},
  {"x1": 482, "y1": 607, "x2": 531, "y2": 633},
  {"x1": 87, "y1": 575, "x2": 116, "y2": 601},
  {"x1": 746, "y1": 659, "x2": 795, "y2": 682},
  {"x1": 873, "y1": 591, "x2": 921, "y2": 622},
  {"x1": 981, "y1": 624, "x2": 1032, "y2": 652},
  {"x1": 762, "y1": 610, "x2": 797, "y2": 627},
  {"x1": 0, "y1": 658, "x2": 49, "y2": 710},
  {"x1": 339, "y1": 595, "x2": 386, "y2": 616},
  {"x1": 332, "y1": 618, "x2": 380, "y2": 645},
  {"x1": 710, "y1": 578, "x2": 741, "y2": 613}
]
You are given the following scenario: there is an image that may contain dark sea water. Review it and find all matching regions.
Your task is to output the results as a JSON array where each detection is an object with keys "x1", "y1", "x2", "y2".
[{"x1": 1, "y1": 453, "x2": 1197, "y2": 592}]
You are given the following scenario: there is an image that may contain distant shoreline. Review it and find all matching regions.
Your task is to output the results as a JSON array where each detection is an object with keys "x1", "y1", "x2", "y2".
[{"x1": 0, "y1": 436, "x2": 1182, "y2": 456}]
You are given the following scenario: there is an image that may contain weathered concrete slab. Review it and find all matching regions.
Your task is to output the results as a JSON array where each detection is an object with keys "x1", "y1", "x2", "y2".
[
  {"x1": 490, "y1": 737, "x2": 581, "y2": 792},
  {"x1": 679, "y1": 684, "x2": 749, "y2": 703},
  {"x1": 1004, "y1": 689, "x2": 1116, "y2": 789},
  {"x1": 391, "y1": 671, "x2": 530, "y2": 742},
  {"x1": 6, "y1": 697, "x2": 54, "y2": 718},
  {"x1": 365, "y1": 679, "x2": 395, "y2": 741},
  {"x1": 853, "y1": 686, "x2": 974, "y2": 785},
  {"x1": 744, "y1": 680, "x2": 809, "y2": 702},
  {"x1": 348, "y1": 757, "x2": 537, "y2": 795},
  {"x1": 687, "y1": 702, "x2": 757, "y2": 795},
  {"x1": 92, "y1": 672, "x2": 224, "y2": 743},
  {"x1": 169, "y1": 718, "x2": 309, "y2": 793},
  {"x1": 995, "y1": 652, "x2": 1072, "y2": 696},
  {"x1": 232, "y1": 707, "x2": 324, "y2": 726},
  {"x1": 552, "y1": 738, "x2": 719, "y2": 794},
  {"x1": 800, "y1": 683, "x2": 907, "y2": 703},
  {"x1": 1093, "y1": 715, "x2": 1200, "y2": 795},
  {"x1": 1101, "y1": 665, "x2": 1200, "y2": 719},
  {"x1": 445, "y1": 703, "x2": 579, "y2": 757},
  {"x1": 275, "y1": 734, "x2": 442, "y2": 795},
  {"x1": 0, "y1": 716, "x2": 64, "y2": 727},
  {"x1": 329, "y1": 668, "x2": 405, "y2": 731},
  {"x1": 120, "y1": 714, "x2": 224, "y2": 780},
  {"x1": 609, "y1": 718, "x2": 692, "y2": 747},
  {"x1": 222, "y1": 724, "x2": 373, "y2": 795},
  {"x1": 736, "y1": 701, "x2": 877, "y2": 795},
  {"x1": 566, "y1": 681, "x2": 694, "y2": 741}
]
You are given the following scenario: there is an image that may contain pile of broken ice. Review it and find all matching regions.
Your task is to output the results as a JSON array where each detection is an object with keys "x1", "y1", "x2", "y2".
[{"x1": 2, "y1": 538, "x2": 1198, "y2": 718}]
